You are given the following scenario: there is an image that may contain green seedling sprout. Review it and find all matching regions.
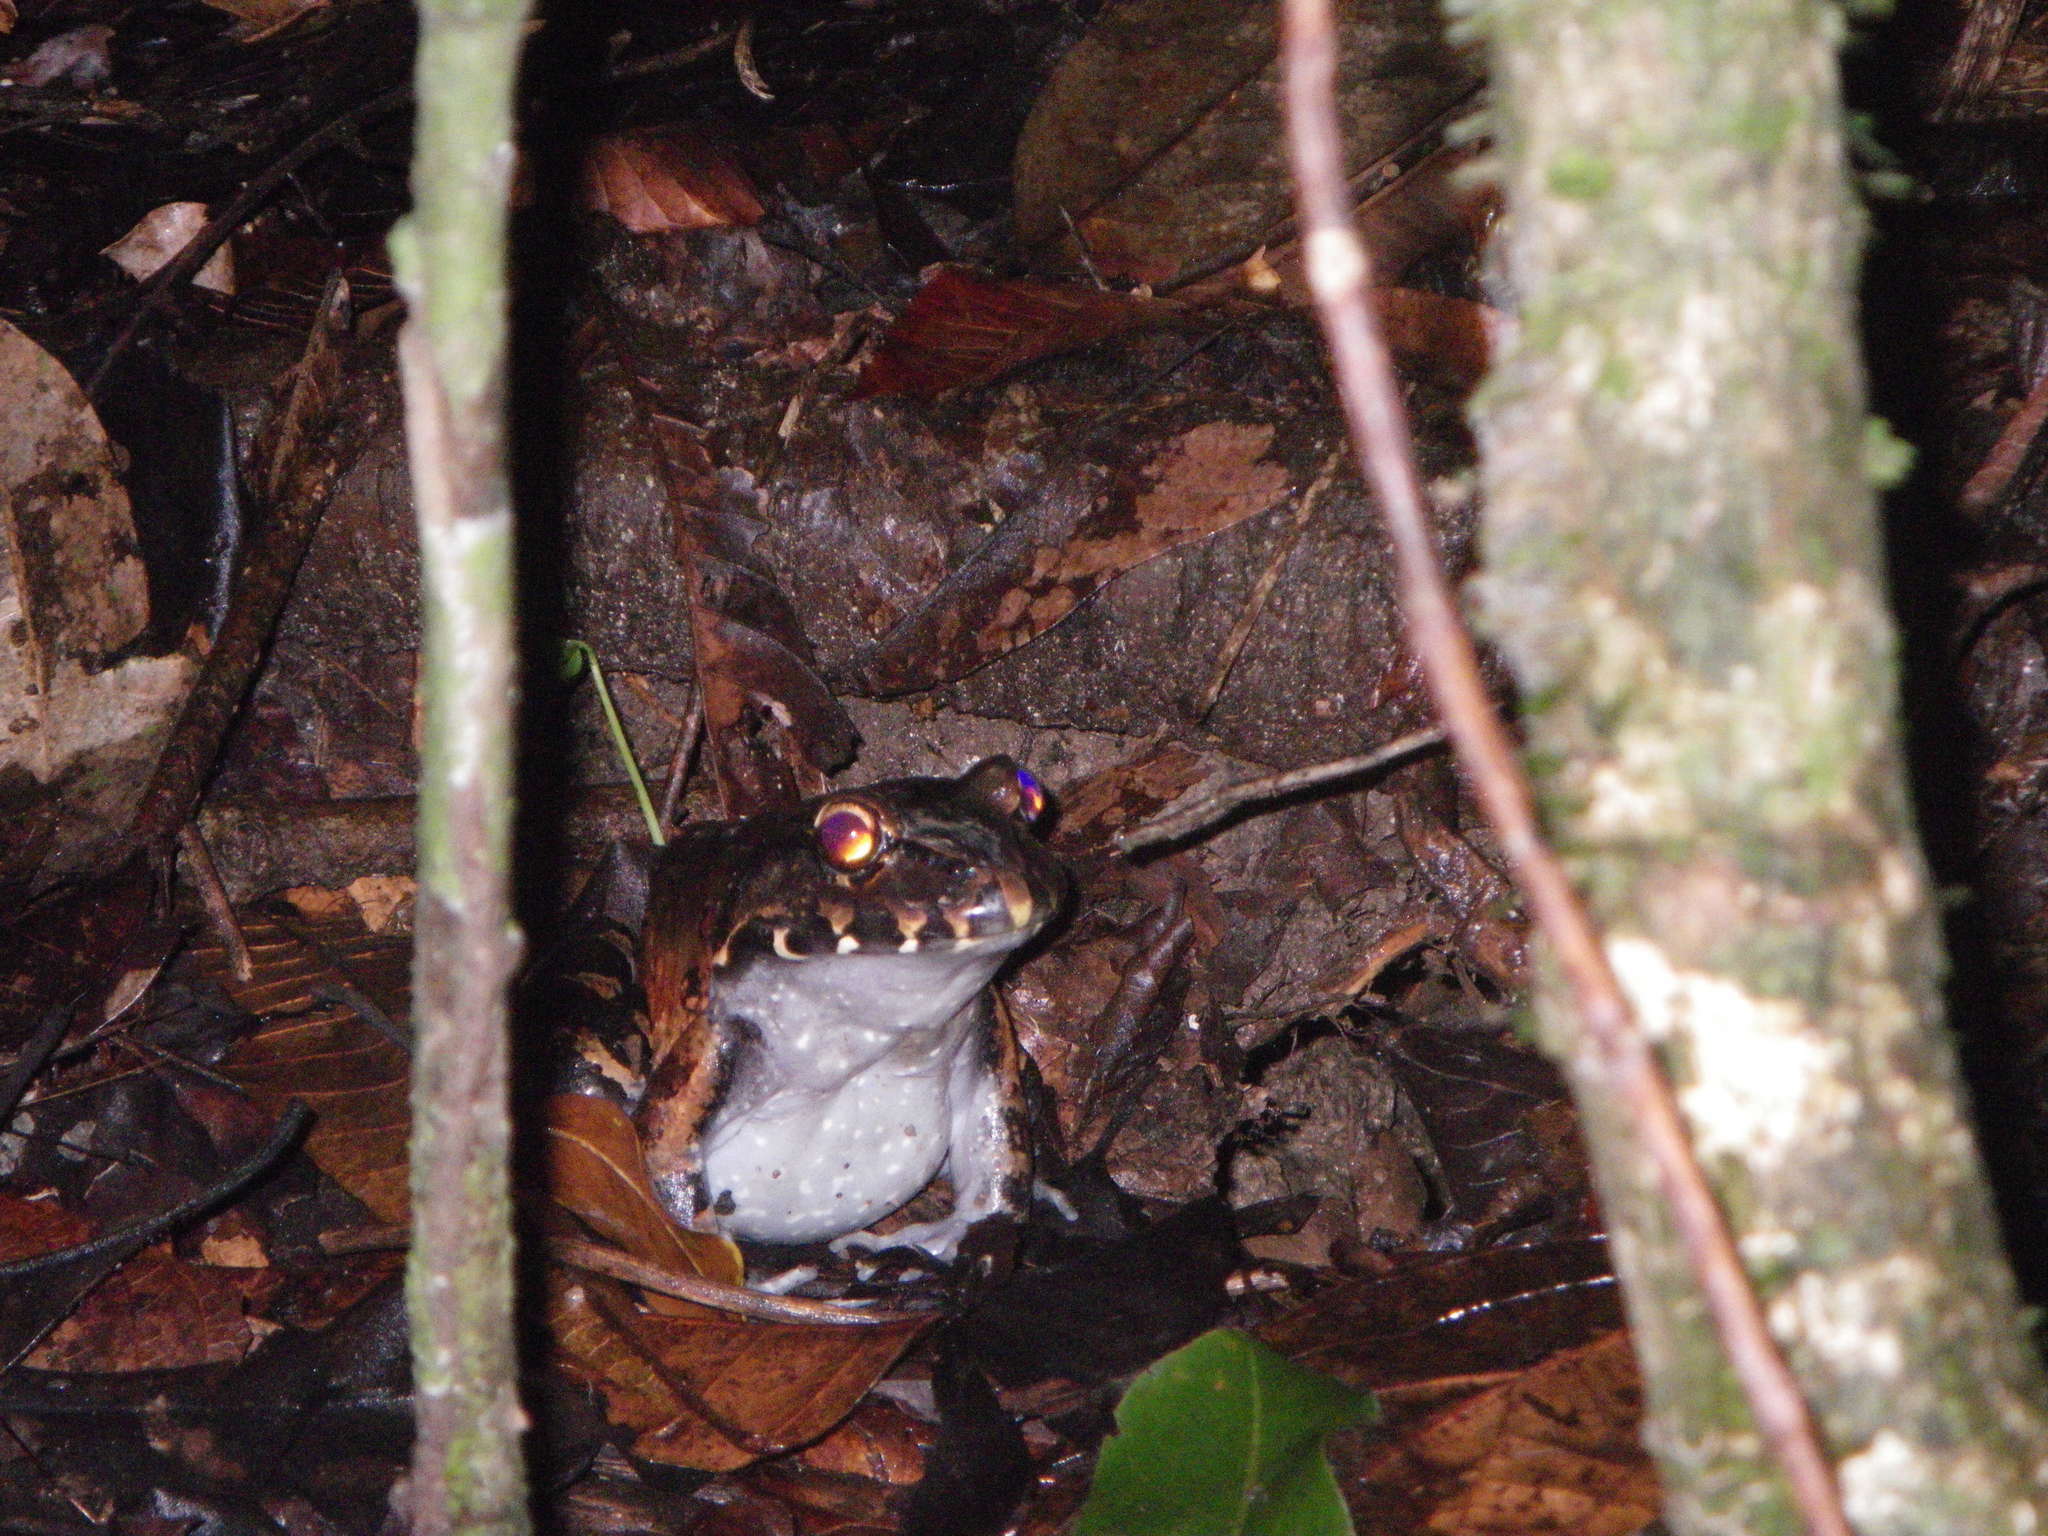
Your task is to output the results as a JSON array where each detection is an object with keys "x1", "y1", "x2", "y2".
[{"x1": 560, "y1": 640, "x2": 664, "y2": 846}]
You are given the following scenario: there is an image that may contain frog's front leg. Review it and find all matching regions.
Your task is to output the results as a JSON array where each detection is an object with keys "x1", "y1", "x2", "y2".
[{"x1": 834, "y1": 997, "x2": 1030, "y2": 1262}]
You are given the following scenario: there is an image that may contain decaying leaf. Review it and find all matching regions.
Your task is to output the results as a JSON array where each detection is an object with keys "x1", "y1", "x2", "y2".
[
  {"x1": 0, "y1": 319, "x2": 194, "y2": 860},
  {"x1": 856, "y1": 267, "x2": 1168, "y2": 399},
  {"x1": 1342, "y1": 1332, "x2": 1656, "y2": 1536},
  {"x1": 592, "y1": 318, "x2": 857, "y2": 815},
  {"x1": 101, "y1": 202, "x2": 236, "y2": 294},
  {"x1": 548, "y1": 1274, "x2": 928, "y2": 1471},
  {"x1": 846, "y1": 415, "x2": 1304, "y2": 695},
  {"x1": 1012, "y1": 0, "x2": 1478, "y2": 290},
  {"x1": 583, "y1": 128, "x2": 766, "y2": 235}
]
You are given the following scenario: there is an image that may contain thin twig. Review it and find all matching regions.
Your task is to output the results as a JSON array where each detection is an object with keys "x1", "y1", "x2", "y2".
[
  {"x1": 0, "y1": 1103, "x2": 310, "y2": 1281},
  {"x1": 1277, "y1": 5, "x2": 1851, "y2": 1536},
  {"x1": 549, "y1": 1237, "x2": 930, "y2": 1326},
  {"x1": 85, "y1": 85, "x2": 410, "y2": 396},
  {"x1": 1116, "y1": 727, "x2": 1444, "y2": 851},
  {"x1": 605, "y1": 29, "x2": 732, "y2": 81},
  {"x1": 0, "y1": 1003, "x2": 77, "y2": 1126},
  {"x1": 178, "y1": 823, "x2": 253, "y2": 981},
  {"x1": 1196, "y1": 444, "x2": 1346, "y2": 718},
  {"x1": 1961, "y1": 363, "x2": 2048, "y2": 510},
  {"x1": 658, "y1": 691, "x2": 704, "y2": 833}
]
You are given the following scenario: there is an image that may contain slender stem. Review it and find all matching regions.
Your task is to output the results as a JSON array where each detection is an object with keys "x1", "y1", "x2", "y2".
[
  {"x1": 564, "y1": 641, "x2": 663, "y2": 845},
  {"x1": 391, "y1": 0, "x2": 533, "y2": 1530}
]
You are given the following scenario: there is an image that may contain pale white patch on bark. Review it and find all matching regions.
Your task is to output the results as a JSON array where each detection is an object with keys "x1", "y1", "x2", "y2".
[
  {"x1": 1769, "y1": 1257, "x2": 1938, "y2": 1380},
  {"x1": 1838, "y1": 1430, "x2": 1928, "y2": 1529},
  {"x1": 1628, "y1": 290, "x2": 1731, "y2": 453},
  {"x1": 420, "y1": 507, "x2": 512, "y2": 791},
  {"x1": 1607, "y1": 936, "x2": 1854, "y2": 1165}
]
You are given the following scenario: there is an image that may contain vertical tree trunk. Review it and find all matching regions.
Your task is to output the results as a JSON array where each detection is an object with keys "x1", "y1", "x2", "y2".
[
  {"x1": 392, "y1": 0, "x2": 533, "y2": 1531},
  {"x1": 1466, "y1": 0, "x2": 2048, "y2": 1531},
  {"x1": 1467, "y1": 0, "x2": 2048, "y2": 1530}
]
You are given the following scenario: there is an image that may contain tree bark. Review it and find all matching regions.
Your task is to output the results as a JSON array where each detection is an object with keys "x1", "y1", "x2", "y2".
[
  {"x1": 1466, "y1": 0, "x2": 2048, "y2": 1530},
  {"x1": 391, "y1": 0, "x2": 533, "y2": 1531}
]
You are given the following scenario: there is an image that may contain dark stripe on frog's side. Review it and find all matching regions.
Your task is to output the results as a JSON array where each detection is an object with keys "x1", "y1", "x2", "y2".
[
  {"x1": 634, "y1": 822, "x2": 761, "y2": 1206},
  {"x1": 987, "y1": 994, "x2": 1032, "y2": 1216}
]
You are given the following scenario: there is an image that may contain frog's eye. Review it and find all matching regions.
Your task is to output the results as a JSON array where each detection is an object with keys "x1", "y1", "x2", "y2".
[
  {"x1": 815, "y1": 801, "x2": 883, "y2": 870},
  {"x1": 1013, "y1": 765, "x2": 1046, "y2": 824},
  {"x1": 962, "y1": 756, "x2": 1048, "y2": 825}
]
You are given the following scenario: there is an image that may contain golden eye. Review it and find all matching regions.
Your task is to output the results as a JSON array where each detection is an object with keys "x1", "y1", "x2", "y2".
[{"x1": 815, "y1": 801, "x2": 882, "y2": 870}]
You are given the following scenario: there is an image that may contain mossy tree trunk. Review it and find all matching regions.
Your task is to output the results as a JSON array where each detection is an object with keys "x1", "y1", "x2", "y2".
[
  {"x1": 391, "y1": 0, "x2": 534, "y2": 1531},
  {"x1": 1464, "y1": 0, "x2": 2048, "y2": 1528}
]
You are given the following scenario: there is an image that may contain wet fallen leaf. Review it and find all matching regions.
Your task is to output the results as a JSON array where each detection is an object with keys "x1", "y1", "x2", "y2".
[
  {"x1": 591, "y1": 319, "x2": 857, "y2": 814},
  {"x1": 549, "y1": 1274, "x2": 929, "y2": 1472},
  {"x1": 543, "y1": 1091, "x2": 744, "y2": 1316},
  {"x1": 1340, "y1": 1331, "x2": 1656, "y2": 1536},
  {"x1": 847, "y1": 415, "x2": 1303, "y2": 695},
  {"x1": 198, "y1": 0, "x2": 328, "y2": 43},
  {"x1": 28, "y1": 1243, "x2": 257, "y2": 1371},
  {"x1": 856, "y1": 267, "x2": 1167, "y2": 399},
  {"x1": 1013, "y1": 0, "x2": 1477, "y2": 289}
]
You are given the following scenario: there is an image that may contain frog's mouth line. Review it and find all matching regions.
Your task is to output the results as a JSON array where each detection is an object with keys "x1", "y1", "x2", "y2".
[
  {"x1": 719, "y1": 869, "x2": 1055, "y2": 968},
  {"x1": 716, "y1": 872, "x2": 1056, "y2": 966}
]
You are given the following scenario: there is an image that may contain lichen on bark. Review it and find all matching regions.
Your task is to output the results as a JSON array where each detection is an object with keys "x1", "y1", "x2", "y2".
[{"x1": 1460, "y1": 0, "x2": 2048, "y2": 1528}]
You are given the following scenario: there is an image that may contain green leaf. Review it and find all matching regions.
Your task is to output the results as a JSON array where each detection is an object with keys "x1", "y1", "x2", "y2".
[{"x1": 1076, "y1": 1329, "x2": 1376, "y2": 1536}]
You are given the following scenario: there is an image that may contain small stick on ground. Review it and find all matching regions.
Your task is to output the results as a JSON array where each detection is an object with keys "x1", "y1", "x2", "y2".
[
  {"x1": 658, "y1": 691, "x2": 704, "y2": 833},
  {"x1": 1196, "y1": 444, "x2": 1346, "y2": 719},
  {"x1": 1962, "y1": 364, "x2": 2048, "y2": 510},
  {"x1": 85, "y1": 85, "x2": 410, "y2": 397},
  {"x1": 177, "y1": 823, "x2": 252, "y2": 981},
  {"x1": 1117, "y1": 727, "x2": 1444, "y2": 851},
  {"x1": 1278, "y1": 3, "x2": 1851, "y2": 1534}
]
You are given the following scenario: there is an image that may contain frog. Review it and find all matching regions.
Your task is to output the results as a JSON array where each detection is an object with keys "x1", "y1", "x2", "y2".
[{"x1": 624, "y1": 757, "x2": 1067, "y2": 1261}]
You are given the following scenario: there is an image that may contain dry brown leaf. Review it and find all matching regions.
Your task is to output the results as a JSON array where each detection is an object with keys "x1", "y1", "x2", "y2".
[
  {"x1": 201, "y1": 909, "x2": 413, "y2": 1224},
  {"x1": 543, "y1": 1092, "x2": 743, "y2": 1315},
  {"x1": 198, "y1": 0, "x2": 328, "y2": 44},
  {"x1": 101, "y1": 202, "x2": 236, "y2": 294},
  {"x1": 582, "y1": 128, "x2": 765, "y2": 235},
  {"x1": 548, "y1": 1275, "x2": 928, "y2": 1472}
]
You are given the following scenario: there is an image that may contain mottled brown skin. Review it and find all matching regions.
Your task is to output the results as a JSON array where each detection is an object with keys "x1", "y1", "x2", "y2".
[{"x1": 631, "y1": 758, "x2": 1065, "y2": 1257}]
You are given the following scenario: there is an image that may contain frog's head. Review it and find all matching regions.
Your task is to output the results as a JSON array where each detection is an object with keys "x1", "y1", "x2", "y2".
[{"x1": 720, "y1": 756, "x2": 1068, "y2": 969}]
